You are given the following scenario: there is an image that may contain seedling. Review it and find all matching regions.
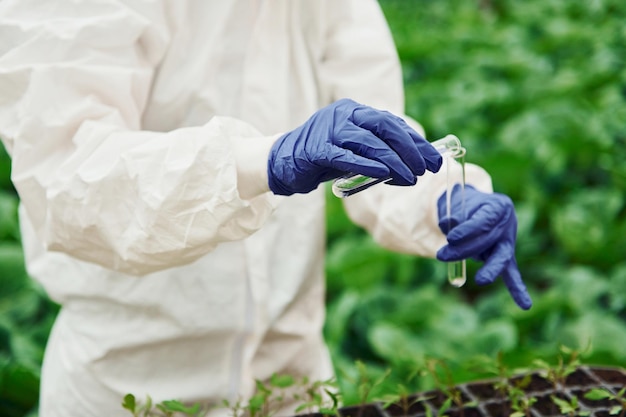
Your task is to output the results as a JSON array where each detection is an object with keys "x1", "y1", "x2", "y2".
[
  {"x1": 507, "y1": 375, "x2": 536, "y2": 417},
  {"x1": 122, "y1": 394, "x2": 208, "y2": 417},
  {"x1": 346, "y1": 360, "x2": 392, "y2": 417},
  {"x1": 584, "y1": 387, "x2": 626, "y2": 417},
  {"x1": 532, "y1": 344, "x2": 588, "y2": 390},
  {"x1": 380, "y1": 383, "x2": 431, "y2": 417},
  {"x1": 221, "y1": 398, "x2": 246, "y2": 417},
  {"x1": 423, "y1": 358, "x2": 476, "y2": 417},
  {"x1": 294, "y1": 377, "x2": 342, "y2": 416},
  {"x1": 468, "y1": 352, "x2": 514, "y2": 401},
  {"x1": 225, "y1": 373, "x2": 299, "y2": 417},
  {"x1": 122, "y1": 394, "x2": 148, "y2": 417},
  {"x1": 122, "y1": 374, "x2": 302, "y2": 417},
  {"x1": 550, "y1": 395, "x2": 590, "y2": 417},
  {"x1": 245, "y1": 379, "x2": 277, "y2": 417}
]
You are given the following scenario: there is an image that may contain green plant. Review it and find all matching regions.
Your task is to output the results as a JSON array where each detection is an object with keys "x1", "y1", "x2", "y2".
[
  {"x1": 508, "y1": 391, "x2": 536, "y2": 417},
  {"x1": 468, "y1": 352, "x2": 515, "y2": 401},
  {"x1": 122, "y1": 375, "x2": 341, "y2": 417},
  {"x1": 380, "y1": 383, "x2": 430, "y2": 417},
  {"x1": 467, "y1": 354, "x2": 543, "y2": 417},
  {"x1": 422, "y1": 358, "x2": 476, "y2": 417},
  {"x1": 223, "y1": 374, "x2": 300, "y2": 417},
  {"x1": 550, "y1": 395, "x2": 590, "y2": 417},
  {"x1": 354, "y1": 360, "x2": 391, "y2": 406},
  {"x1": 532, "y1": 344, "x2": 586, "y2": 389},
  {"x1": 584, "y1": 387, "x2": 626, "y2": 417},
  {"x1": 499, "y1": 373, "x2": 535, "y2": 417},
  {"x1": 325, "y1": 1, "x2": 626, "y2": 401},
  {"x1": 293, "y1": 377, "x2": 341, "y2": 416},
  {"x1": 379, "y1": 365, "x2": 433, "y2": 417},
  {"x1": 122, "y1": 394, "x2": 207, "y2": 417}
]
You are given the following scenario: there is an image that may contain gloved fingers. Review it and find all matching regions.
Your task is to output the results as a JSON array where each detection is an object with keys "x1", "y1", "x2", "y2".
[
  {"x1": 437, "y1": 220, "x2": 507, "y2": 261},
  {"x1": 409, "y1": 130, "x2": 443, "y2": 173},
  {"x1": 350, "y1": 107, "x2": 431, "y2": 176},
  {"x1": 502, "y1": 258, "x2": 533, "y2": 310},
  {"x1": 437, "y1": 214, "x2": 464, "y2": 235},
  {"x1": 334, "y1": 127, "x2": 416, "y2": 185},
  {"x1": 323, "y1": 146, "x2": 391, "y2": 179},
  {"x1": 436, "y1": 243, "x2": 468, "y2": 262},
  {"x1": 473, "y1": 241, "x2": 514, "y2": 285},
  {"x1": 446, "y1": 204, "x2": 509, "y2": 244},
  {"x1": 437, "y1": 238, "x2": 485, "y2": 262}
]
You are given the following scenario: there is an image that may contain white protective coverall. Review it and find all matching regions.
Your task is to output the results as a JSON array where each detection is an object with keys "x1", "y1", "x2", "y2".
[{"x1": 0, "y1": 1, "x2": 492, "y2": 416}]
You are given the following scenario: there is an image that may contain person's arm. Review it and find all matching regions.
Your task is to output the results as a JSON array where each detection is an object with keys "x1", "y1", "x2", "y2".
[
  {"x1": 316, "y1": 0, "x2": 531, "y2": 309},
  {"x1": 317, "y1": 0, "x2": 406, "y2": 117},
  {"x1": 0, "y1": 0, "x2": 278, "y2": 276},
  {"x1": 317, "y1": 0, "x2": 492, "y2": 256}
]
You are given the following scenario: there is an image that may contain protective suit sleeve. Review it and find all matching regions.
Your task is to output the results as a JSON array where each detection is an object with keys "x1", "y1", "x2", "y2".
[
  {"x1": 318, "y1": 0, "x2": 407, "y2": 117},
  {"x1": 319, "y1": 0, "x2": 494, "y2": 257},
  {"x1": 0, "y1": 0, "x2": 278, "y2": 276},
  {"x1": 342, "y1": 161, "x2": 493, "y2": 257}
]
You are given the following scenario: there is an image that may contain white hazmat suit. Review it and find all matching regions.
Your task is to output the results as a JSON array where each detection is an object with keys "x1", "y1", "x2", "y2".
[{"x1": 0, "y1": 1, "x2": 492, "y2": 416}]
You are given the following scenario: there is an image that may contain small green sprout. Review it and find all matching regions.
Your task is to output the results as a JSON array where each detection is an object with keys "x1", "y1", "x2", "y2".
[
  {"x1": 550, "y1": 395, "x2": 590, "y2": 417},
  {"x1": 585, "y1": 387, "x2": 626, "y2": 417}
]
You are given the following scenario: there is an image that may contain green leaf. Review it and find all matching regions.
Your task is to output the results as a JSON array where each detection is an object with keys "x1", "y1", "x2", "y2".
[
  {"x1": 438, "y1": 397, "x2": 452, "y2": 414},
  {"x1": 121, "y1": 394, "x2": 136, "y2": 413},
  {"x1": 551, "y1": 188, "x2": 624, "y2": 265},
  {"x1": 0, "y1": 244, "x2": 28, "y2": 298},
  {"x1": 584, "y1": 388, "x2": 612, "y2": 400},
  {"x1": 531, "y1": 359, "x2": 551, "y2": 370},
  {"x1": 472, "y1": 320, "x2": 518, "y2": 356},
  {"x1": 0, "y1": 193, "x2": 18, "y2": 241},
  {"x1": 367, "y1": 322, "x2": 426, "y2": 365},
  {"x1": 255, "y1": 379, "x2": 272, "y2": 395},
  {"x1": 0, "y1": 142, "x2": 13, "y2": 190},
  {"x1": 0, "y1": 361, "x2": 40, "y2": 416},
  {"x1": 551, "y1": 396, "x2": 574, "y2": 413},
  {"x1": 270, "y1": 373, "x2": 294, "y2": 389},
  {"x1": 160, "y1": 400, "x2": 200, "y2": 414},
  {"x1": 247, "y1": 393, "x2": 266, "y2": 412}
]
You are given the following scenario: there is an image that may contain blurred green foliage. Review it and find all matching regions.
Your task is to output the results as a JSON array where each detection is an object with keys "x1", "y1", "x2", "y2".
[
  {"x1": 1, "y1": 0, "x2": 626, "y2": 415},
  {"x1": 326, "y1": 0, "x2": 626, "y2": 405},
  {"x1": 0, "y1": 145, "x2": 59, "y2": 417}
]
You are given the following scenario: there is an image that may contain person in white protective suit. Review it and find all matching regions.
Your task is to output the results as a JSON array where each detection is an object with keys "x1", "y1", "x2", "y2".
[{"x1": 0, "y1": 1, "x2": 532, "y2": 417}]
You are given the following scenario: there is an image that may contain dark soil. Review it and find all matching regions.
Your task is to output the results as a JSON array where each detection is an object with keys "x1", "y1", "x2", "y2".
[
  {"x1": 565, "y1": 368, "x2": 599, "y2": 387},
  {"x1": 509, "y1": 372, "x2": 553, "y2": 392}
]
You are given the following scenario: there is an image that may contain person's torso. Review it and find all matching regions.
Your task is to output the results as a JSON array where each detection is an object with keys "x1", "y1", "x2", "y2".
[{"x1": 24, "y1": 0, "x2": 331, "y2": 348}]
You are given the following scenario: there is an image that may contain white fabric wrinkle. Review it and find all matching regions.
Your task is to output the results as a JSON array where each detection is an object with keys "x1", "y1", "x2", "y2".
[{"x1": 0, "y1": 70, "x2": 31, "y2": 153}]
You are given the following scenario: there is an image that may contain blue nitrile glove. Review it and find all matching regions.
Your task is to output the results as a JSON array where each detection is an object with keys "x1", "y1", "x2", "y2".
[
  {"x1": 267, "y1": 98, "x2": 443, "y2": 196},
  {"x1": 436, "y1": 185, "x2": 532, "y2": 310}
]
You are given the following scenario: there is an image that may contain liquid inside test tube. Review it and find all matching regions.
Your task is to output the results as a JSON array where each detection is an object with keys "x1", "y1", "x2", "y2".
[{"x1": 448, "y1": 264, "x2": 467, "y2": 288}]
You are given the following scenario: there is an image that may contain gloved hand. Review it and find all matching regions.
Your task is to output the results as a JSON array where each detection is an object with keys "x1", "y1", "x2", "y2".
[
  {"x1": 436, "y1": 185, "x2": 532, "y2": 310},
  {"x1": 267, "y1": 98, "x2": 443, "y2": 195}
]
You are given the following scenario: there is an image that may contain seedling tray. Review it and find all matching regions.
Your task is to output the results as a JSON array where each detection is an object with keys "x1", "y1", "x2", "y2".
[{"x1": 325, "y1": 366, "x2": 626, "y2": 417}]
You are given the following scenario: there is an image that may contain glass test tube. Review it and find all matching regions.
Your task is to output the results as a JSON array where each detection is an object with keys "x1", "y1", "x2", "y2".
[
  {"x1": 446, "y1": 145, "x2": 467, "y2": 288},
  {"x1": 331, "y1": 134, "x2": 464, "y2": 198},
  {"x1": 331, "y1": 134, "x2": 467, "y2": 287}
]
